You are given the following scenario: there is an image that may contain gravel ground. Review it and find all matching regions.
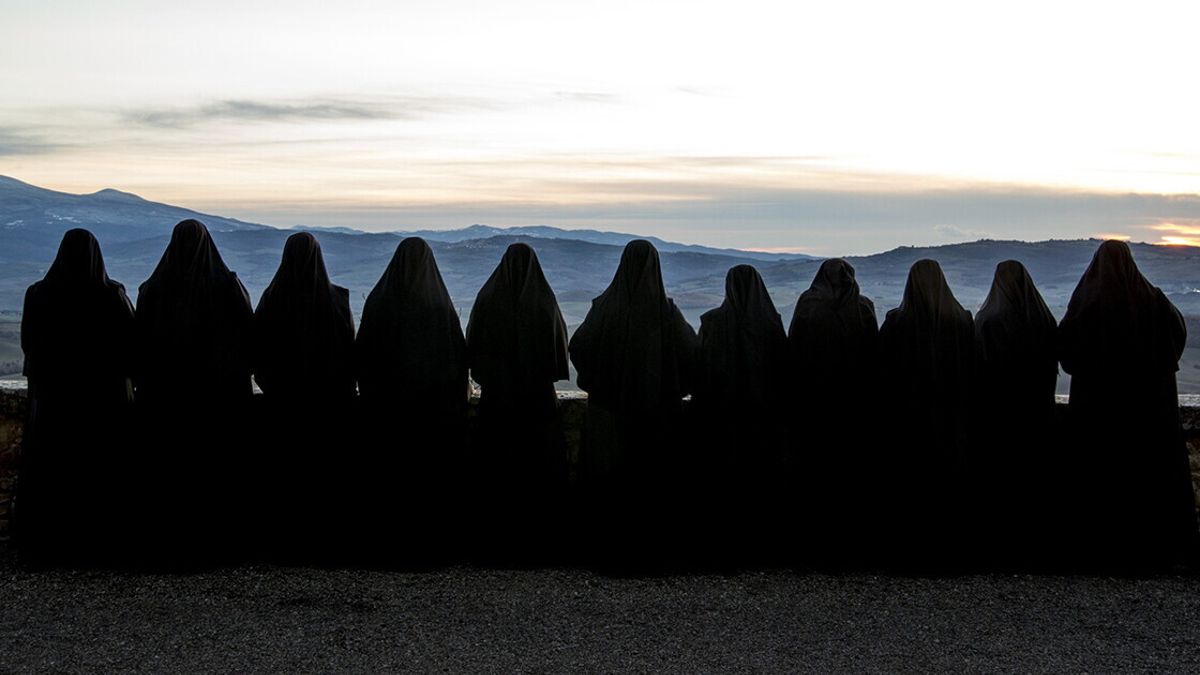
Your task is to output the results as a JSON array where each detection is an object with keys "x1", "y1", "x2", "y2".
[{"x1": 2, "y1": 549, "x2": 1200, "y2": 672}]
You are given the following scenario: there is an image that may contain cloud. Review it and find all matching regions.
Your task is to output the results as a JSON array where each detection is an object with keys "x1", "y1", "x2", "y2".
[
  {"x1": 207, "y1": 180, "x2": 1200, "y2": 255},
  {"x1": 0, "y1": 128, "x2": 60, "y2": 156},
  {"x1": 124, "y1": 95, "x2": 496, "y2": 128},
  {"x1": 933, "y1": 224, "x2": 989, "y2": 240},
  {"x1": 552, "y1": 91, "x2": 618, "y2": 104},
  {"x1": 1146, "y1": 220, "x2": 1200, "y2": 247}
]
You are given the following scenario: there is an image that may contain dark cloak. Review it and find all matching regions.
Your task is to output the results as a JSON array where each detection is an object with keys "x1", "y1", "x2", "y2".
[
  {"x1": 787, "y1": 258, "x2": 879, "y2": 563},
  {"x1": 132, "y1": 219, "x2": 254, "y2": 560},
  {"x1": 569, "y1": 240, "x2": 696, "y2": 416},
  {"x1": 354, "y1": 237, "x2": 468, "y2": 561},
  {"x1": 17, "y1": 228, "x2": 135, "y2": 560},
  {"x1": 465, "y1": 243, "x2": 570, "y2": 561},
  {"x1": 356, "y1": 237, "x2": 467, "y2": 407},
  {"x1": 694, "y1": 265, "x2": 788, "y2": 563},
  {"x1": 568, "y1": 240, "x2": 698, "y2": 565},
  {"x1": 877, "y1": 259, "x2": 975, "y2": 565},
  {"x1": 1058, "y1": 240, "x2": 1195, "y2": 567},
  {"x1": 135, "y1": 219, "x2": 253, "y2": 401},
  {"x1": 253, "y1": 232, "x2": 355, "y2": 400},
  {"x1": 251, "y1": 232, "x2": 356, "y2": 558},
  {"x1": 972, "y1": 260, "x2": 1060, "y2": 565}
]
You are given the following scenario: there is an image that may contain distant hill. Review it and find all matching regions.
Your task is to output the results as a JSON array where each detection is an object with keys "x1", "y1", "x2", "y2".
[
  {"x1": 4, "y1": 176, "x2": 1200, "y2": 392},
  {"x1": 383, "y1": 223, "x2": 814, "y2": 262}
]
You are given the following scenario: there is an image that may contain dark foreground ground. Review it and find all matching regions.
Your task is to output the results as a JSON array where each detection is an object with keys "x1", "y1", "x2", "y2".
[{"x1": 2, "y1": 549, "x2": 1200, "y2": 672}]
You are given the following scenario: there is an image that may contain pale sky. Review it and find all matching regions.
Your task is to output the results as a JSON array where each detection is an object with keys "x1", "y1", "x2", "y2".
[{"x1": 2, "y1": 0, "x2": 1199, "y2": 254}]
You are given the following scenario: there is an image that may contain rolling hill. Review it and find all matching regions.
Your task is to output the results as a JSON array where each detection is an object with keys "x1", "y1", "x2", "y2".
[{"x1": 3, "y1": 176, "x2": 1200, "y2": 392}]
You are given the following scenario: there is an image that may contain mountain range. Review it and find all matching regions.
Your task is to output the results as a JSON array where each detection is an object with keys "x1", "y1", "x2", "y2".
[{"x1": 3, "y1": 175, "x2": 1200, "y2": 392}]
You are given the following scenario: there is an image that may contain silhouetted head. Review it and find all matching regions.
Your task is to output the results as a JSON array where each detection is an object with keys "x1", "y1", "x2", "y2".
[
  {"x1": 44, "y1": 228, "x2": 108, "y2": 287},
  {"x1": 809, "y1": 258, "x2": 858, "y2": 303},
  {"x1": 386, "y1": 236, "x2": 434, "y2": 287},
  {"x1": 1085, "y1": 239, "x2": 1141, "y2": 289},
  {"x1": 168, "y1": 218, "x2": 211, "y2": 254},
  {"x1": 270, "y1": 232, "x2": 331, "y2": 291},
  {"x1": 900, "y1": 259, "x2": 961, "y2": 317},
  {"x1": 724, "y1": 264, "x2": 771, "y2": 313},
  {"x1": 498, "y1": 242, "x2": 538, "y2": 291},
  {"x1": 368, "y1": 236, "x2": 453, "y2": 308},
  {"x1": 613, "y1": 239, "x2": 665, "y2": 302},
  {"x1": 143, "y1": 219, "x2": 231, "y2": 290},
  {"x1": 981, "y1": 260, "x2": 1039, "y2": 314}
]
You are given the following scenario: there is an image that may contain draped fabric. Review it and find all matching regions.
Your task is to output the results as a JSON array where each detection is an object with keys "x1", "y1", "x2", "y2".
[
  {"x1": 17, "y1": 229, "x2": 135, "y2": 561},
  {"x1": 132, "y1": 219, "x2": 253, "y2": 560},
  {"x1": 568, "y1": 240, "x2": 698, "y2": 567},
  {"x1": 878, "y1": 259, "x2": 975, "y2": 566},
  {"x1": 694, "y1": 265, "x2": 788, "y2": 564},
  {"x1": 356, "y1": 237, "x2": 467, "y2": 407},
  {"x1": 467, "y1": 242, "x2": 569, "y2": 400},
  {"x1": 972, "y1": 260, "x2": 1060, "y2": 566},
  {"x1": 465, "y1": 243, "x2": 570, "y2": 562},
  {"x1": 568, "y1": 240, "x2": 698, "y2": 480},
  {"x1": 253, "y1": 232, "x2": 355, "y2": 400},
  {"x1": 697, "y1": 265, "x2": 787, "y2": 414},
  {"x1": 1058, "y1": 240, "x2": 1195, "y2": 568},
  {"x1": 354, "y1": 237, "x2": 468, "y2": 562},
  {"x1": 252, "y1": 232, "x2": 356, "y2": 558},
  {"x1": 135, "y1": 219, "x2": 253, "y2": 400},
  {"x1": 568, "y1": 240, "x2": 695, "y2": 416},
  {"x1": 787, "y1": 258, "x2": 879, "y2": 565}
]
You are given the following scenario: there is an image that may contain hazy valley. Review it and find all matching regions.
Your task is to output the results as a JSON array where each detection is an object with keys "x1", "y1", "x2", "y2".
[{"x1": 4, "y1": 175, "x2": 1200, "y2": 393}]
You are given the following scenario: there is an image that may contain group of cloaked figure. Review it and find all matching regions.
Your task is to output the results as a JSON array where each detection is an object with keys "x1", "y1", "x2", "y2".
[{"x1": 15, "y1": 218, "x2": 1198, "y2": 572}]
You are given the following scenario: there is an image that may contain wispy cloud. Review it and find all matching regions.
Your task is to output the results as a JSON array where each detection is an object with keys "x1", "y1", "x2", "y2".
[
  {"x1": 933, "y1": 224, "x2": 990, "y2": 240},
  {"x1": 123, "y1": 95, "x2": 497, "y2": 128},
  {"x1": 1148, "y1": 220, "x2": 1200, "y2": 247},
  {"x1": 552, "y1": 91, "x2": 618, "y2": 104},
  {"x1": 0, "y1": 127, "x2": 60, "y2": 156}
]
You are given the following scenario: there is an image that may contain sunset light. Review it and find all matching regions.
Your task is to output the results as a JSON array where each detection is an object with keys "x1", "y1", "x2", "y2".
[{"x1": 2, "y1": 0, "x2": 1199, "y2": 254}]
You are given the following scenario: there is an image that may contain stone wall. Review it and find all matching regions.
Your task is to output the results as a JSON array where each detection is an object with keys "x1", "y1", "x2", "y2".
[{"x1": 2, "y1": 386, "x2": 1200, "y2": 540}]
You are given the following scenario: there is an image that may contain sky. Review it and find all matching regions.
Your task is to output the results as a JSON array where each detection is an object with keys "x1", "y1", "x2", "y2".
[{"x1": 2, "y1": 0, "x2": 1199, "y2": 255}]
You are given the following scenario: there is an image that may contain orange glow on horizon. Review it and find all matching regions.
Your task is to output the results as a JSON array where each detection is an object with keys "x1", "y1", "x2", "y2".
[{"x1": 1149, "y1": 222, "x2": 1200, "y2": 247}]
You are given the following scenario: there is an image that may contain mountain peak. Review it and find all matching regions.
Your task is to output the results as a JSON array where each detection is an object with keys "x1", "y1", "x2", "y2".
[{"x1": 88, "y1": 187, "x2": 145, "y2": 202}]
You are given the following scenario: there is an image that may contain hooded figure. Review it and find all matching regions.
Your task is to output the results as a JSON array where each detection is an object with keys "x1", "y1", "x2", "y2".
[
  {"x1": 972, "y1": 260, "x2": 1060, "y2": 566},
  {"x1": 252, "y1": 232, "x2": 356, "y2": 558},
  {"x1": 787, "y1": 258, "x2": 879, "y2": 565},
  {"x1": 354, "y1": 237, "x2": 468, "y2": 561},
  {"x1": 253, "y1": 232, "x2": 355, "y2": 400},
  {"x1": 135, "y1": 219, "x2": 253, "y2": 401},
  {"x1": 878, "y1": 259, "x2": 974, "y2": 567},
  {"x1": 694, "y1": 265, "x2": 787, "y2": 564},
  {"x1": 1058, "y1": 240, "x2": 1195, "y2": 568},
  {"x1": 133, "y1": 219, "x2": 253, "y2": 559},
  {"x1": 568, "y1": 240, "x2": 698, "y2": 565},
  {"x1": 17, "y1": 229, "x2": 135, "y2": 561},
  {"x1": 465, "y1": 243, "x2": 570, "y2": 561}
]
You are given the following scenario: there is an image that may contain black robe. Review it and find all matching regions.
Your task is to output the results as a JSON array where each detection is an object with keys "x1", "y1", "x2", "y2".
[
  {"x1": 694, "y1": 265, "x2": 787, "y2": 562},
  {"x1": 787, "y1": 258, "x2": 879, "y2": 564},
  {"x1": 251, "y1": 232, "x2": 355, "y2": 558},
  {"x1": 972, "y1": 260, "x2": 1060, "y2": 566},
  {"x1": 354, "y1": 237, "x2": 468, "y2": 560},
  {"x1": 878, "y1": 259, "x2": 974, "y2": 566},
  {"x1": 1058, "y1": 240, "x2": 1195, "y2": 568},
  {"x1": 18, "y1": 228, "x2": 135, "y2": 562},
  {"x1": 133, "y1": 219, "x2": 253, "y2": 560},
  {"x1": 568, "y1": 240, "x2": 698, "y2": 564},
  {"x1": 465, "y1": 242, "x2": 570, "y2": 561}
]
